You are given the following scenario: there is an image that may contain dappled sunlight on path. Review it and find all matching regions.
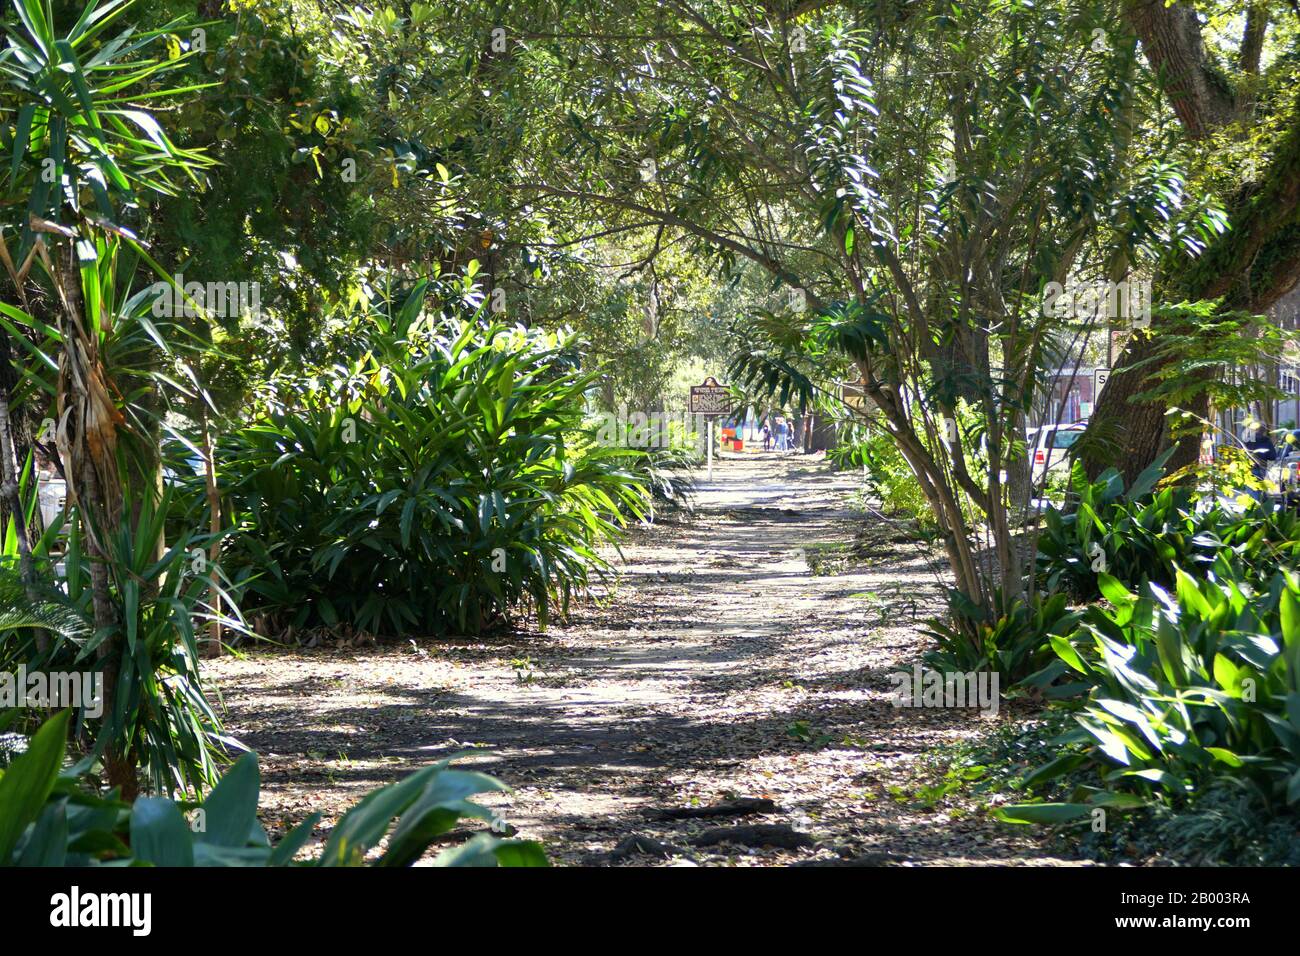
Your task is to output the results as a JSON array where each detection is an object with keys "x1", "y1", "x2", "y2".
[{"x1": 207, "y1": 450, "x2": 1075, "y2": 866}]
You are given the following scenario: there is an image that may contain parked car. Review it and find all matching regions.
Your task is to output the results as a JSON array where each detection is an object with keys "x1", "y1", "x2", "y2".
[{"x1": 1028, "y1": 423, "x2": 1086, "y2": 480}]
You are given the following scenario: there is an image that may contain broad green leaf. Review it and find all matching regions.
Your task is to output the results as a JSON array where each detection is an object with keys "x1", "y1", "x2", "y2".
[
  {"x1": 993, "y1": 803, "x2": 1092, "y2": 825},
  {"x1": 197, "y1": 752, "x2": 260, "y2": 847},
  {"x1": 0, "y1": 710, "x2": 71, "y2": 863},
  {"x1": 130, "y1": 797, "x2": 195, "y2": 866}
]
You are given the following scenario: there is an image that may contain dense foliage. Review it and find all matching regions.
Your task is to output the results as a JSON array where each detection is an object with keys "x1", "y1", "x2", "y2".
[
  {"x1": 1056, "y1": 569, "x2": 1300, "y2": 807},
  {"x1": 199, "y1": 283, "x2": 650, "y2": 637},
  {"x1": 1, "y1": 0, "x2": 1298, "y2": 871},
  {"x1": 991, "y1": 469, "x2": 1300, "y2": 835},
  {"x1": 1038, "y1": 460, "x2": 1300, "y2": 600}
]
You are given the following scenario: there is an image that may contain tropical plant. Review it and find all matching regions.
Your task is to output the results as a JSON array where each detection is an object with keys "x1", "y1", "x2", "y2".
[
  {"x1": 620, "y1": 441, "x2": 697, "y2": 512},
  {"x1": 2, "y1": 711, "x2": 547, "y2": 866},
  {"x1": 924, "y1": 589, "x2": 1084, "y2": 686},
  {"x1": 192, "y1": 282, "x2": 650, "y2": 638},
  {"x1": 0, "y1": 242, "x2": 231, "y2": 796},
  {"x1": 1, "y1": 0, "x2": 214, "y2": 796},
  {"x1": 593, "y1": 412, "x2": 700, "y2": 511},
  {"x1": 1, "y1": 491, "x2": 236, "y2": 796},
  {"x1": 1037, "y1": 457, "x2": 1300, "y2": 600},
  {"x1": 1020, "y1": 569, "x2": 1300, "y2": 814}
]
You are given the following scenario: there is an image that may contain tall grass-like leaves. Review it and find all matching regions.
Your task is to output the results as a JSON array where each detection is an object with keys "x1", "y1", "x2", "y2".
[
  {"x1": 196, "y1": 285, "x2": 650, "y2": 638},
  {"x1": 0, "y1": 0, "x2": 211, "y2": 249},
  {"x1": 2, "y1": 0, "x2": 223, "y2": 798},
  {"x1": 0, "y1": 491, "x2": 236, "y2": 795}
]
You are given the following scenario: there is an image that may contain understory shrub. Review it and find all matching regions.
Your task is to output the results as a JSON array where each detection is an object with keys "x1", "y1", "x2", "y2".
[
  {"x1": 599, "y1": 415, "x2": 700, "y2": 511},
  {"x1": 924, "y1": 589, "x2": 1083, "y2": 685},
  {"x1": 1, "y1": 492, "x2": 230, "y2": 796},
  {"x1": 1032, "y1": 569, "x2": 1300, "y2": 810},
  {"x1": 628, "y1": 443, "x2": 698, "y2": 510},
  {"x1": 200, "y1": 283, "x2": 651, "y2": 637},
  {"x1": 1037, "y1": 459, "x2": 1300, "y2": 600},
  {"x1": 831, "y1": 426, "x2": 936, "y2": 527},
  {"x1": 958, "y1": 456, "x2": 1300, "y2": 838}
]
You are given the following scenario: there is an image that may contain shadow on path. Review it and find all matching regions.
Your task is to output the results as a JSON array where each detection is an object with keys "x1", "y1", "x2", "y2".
[{"x1": 207, "y1": 451, "x2": 1069, "y2": 866}]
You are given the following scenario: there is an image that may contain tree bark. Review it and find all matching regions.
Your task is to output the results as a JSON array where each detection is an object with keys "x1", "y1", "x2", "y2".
[
  {"x1": 1082, "y1": 8, "x2": 1298, "y2": 482},
  {"x1": 80, "y1": 456, "x2": 135, "y2": 801},
  {"x1": 1239, "y1": 3, "x2": 1268, "y2": 79},
  {"x1": 1124, "y1": 0, "x2": 1239, "y2": 137}
]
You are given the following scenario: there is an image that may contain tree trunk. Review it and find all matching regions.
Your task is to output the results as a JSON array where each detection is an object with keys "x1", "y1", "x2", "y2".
[
  {"x1": 80, "y1": 456, "x2": 135, "y2": 800},
  {"x1": 50, "y1": 238, "x2": 134, "y2": 799},
  {"x1": 1084, "y1": 139, "x2": 1300, "y2": 480},
  {"x1": 1123, "y1": 0, "x2": 1238, "y2": 137}
]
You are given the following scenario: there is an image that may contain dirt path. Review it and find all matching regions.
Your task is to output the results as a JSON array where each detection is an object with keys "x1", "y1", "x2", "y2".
[{"x1": 207, "y1": 451, "x2": 1068, "y2": 865}]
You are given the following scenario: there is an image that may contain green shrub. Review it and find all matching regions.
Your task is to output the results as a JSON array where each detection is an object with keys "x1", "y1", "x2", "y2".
[
  {"x1": 627, "y1": 442, "x2": 698, "y2": 510},
  {"x1": 2, "y1": 493, "x2": 231, "y2": 796},
  {"x1": 2, "y1": 711, "x2": 546, "y2": 866},
  {"x1": 924, "y1": 589, "x2": 1083, "y2": 684},
  {"x1": 997, "y1": 460, "x2": 1300, "y2": 831},
  {"x1": 198, "y1": 283, "x2": 650, "y2": 637},
  {"x1": 592, "y1": 413, "x2": 699, "y2": 511},
  {"x1": 1037, "y1": 459, "x2": 1300, "y2": 600},
  {"x1": 831, "y1": 426, "x2": 936, "y2": 527},
  {"x1": 1025, "y1": 569, "x2": 1300, "y2": 811}
]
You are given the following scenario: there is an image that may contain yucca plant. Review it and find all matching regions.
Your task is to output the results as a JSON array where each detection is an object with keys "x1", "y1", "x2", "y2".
[
  {"x1": 0, "y1": 0, "x2": 210, "y2": 235},
  {"x1": 2, "y1": 489, "x2": 237, "y2": 796},
  {"x1": 0, "y1": 236, "x2": 233, "y2": 795},
  {"x1": 1, "y1": 0, "x2": 215, "y2": 796},
  {"x1": 0, "y1": 458, "x2": 88, "y2": 745},
  {"x1": 79, "y1": 493, "x2": 237, "y2": 795}
]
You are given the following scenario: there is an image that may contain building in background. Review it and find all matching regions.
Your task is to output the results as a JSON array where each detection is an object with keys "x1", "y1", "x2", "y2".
[{"x1": 1033, "y1": 367, "x2": 1098, "y2": 429}]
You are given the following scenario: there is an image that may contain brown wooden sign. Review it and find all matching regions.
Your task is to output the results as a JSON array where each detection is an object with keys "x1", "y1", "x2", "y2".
[{"x1": 690, "y1": 377, "x2": 732, "y2": 417}]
